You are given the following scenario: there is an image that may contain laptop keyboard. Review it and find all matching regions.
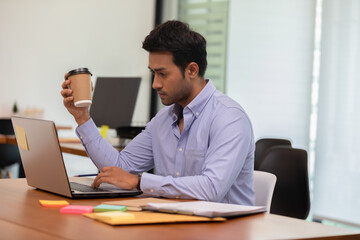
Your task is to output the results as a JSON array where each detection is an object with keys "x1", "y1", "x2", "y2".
[{"x1": 70, "y1": 182, "x2": 107, "y2": 192}]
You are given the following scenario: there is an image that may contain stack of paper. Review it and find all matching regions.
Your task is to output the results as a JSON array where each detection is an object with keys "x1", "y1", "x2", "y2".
[
  {"x1": 145, "y1": 201, "x2": 266, "y2": 218},
  {"x1": 102, "y1": 197, "x2": 178, "y2": 211}
]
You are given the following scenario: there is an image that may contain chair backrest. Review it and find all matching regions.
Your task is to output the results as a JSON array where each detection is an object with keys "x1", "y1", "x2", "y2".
[
  {"x1": 253, "y1": 170, "x2": 277, "y2": 212},
  {"x1": 258, "y1": 146, "x2": 310, "y2": 219},
  {"x1": 254, "y1": 138, "x2": 292, "y2": 170}
]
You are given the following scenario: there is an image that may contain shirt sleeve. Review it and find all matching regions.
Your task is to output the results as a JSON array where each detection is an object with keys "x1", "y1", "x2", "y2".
[
  {"x1": 139, "y1": 107, "x2": 254, "y2": 203},
  {"x1": 76, "y1": 118, "x2": 154, "y2": 174}
]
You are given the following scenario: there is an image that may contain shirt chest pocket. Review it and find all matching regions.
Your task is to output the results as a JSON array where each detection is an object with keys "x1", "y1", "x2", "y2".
[{"x1": 184, "y1": 149, "x2": 206, "y2": 174}]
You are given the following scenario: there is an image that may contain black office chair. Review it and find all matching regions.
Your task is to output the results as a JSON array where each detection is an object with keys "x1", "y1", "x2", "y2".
[
  {"x1": 0, "y1": 119, "x2": 25, "y2": 178},
  {"x1": 254, "y1": 138, "x2": 292, "y2": 170},
  {"x1": 258, "y1": 146, "x2": 310, "y2": 219}
]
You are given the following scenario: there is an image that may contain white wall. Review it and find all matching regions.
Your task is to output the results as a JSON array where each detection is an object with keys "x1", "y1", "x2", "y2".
[
  {"x1": 226, "y1": 0, "x2": 315, "y2": 150},
  {"x1": 0, "y1": 0, "x2": 155, "y2": 128}
]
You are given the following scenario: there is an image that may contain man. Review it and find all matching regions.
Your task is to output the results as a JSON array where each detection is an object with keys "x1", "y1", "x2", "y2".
[{"x1": 61, "y1": 20, "x2": 255, "y2": 205}]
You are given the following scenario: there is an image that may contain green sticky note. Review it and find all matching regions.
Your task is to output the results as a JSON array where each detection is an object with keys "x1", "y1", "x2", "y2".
[{"x1": 93, "y1": 204, "x2": 127, "y2": 212}]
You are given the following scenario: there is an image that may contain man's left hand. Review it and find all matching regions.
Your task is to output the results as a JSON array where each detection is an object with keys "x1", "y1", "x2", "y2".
[{"x1": 91, "y1": 166, "x2": 139, "y2": 190}]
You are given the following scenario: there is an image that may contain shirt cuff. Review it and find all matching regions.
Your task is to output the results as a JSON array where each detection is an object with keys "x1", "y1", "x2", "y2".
[
  {"x1": 75, "y1": 118, "x2": 102, "y2": 144},
  {"x1": 140, "y1": 172, "x2": 167, "y2": 196}
]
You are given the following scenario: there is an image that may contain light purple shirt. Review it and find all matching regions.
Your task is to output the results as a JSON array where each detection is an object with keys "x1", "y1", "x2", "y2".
[{"x1": 76, "y1": 80, "x2": 255, "y2": 205}]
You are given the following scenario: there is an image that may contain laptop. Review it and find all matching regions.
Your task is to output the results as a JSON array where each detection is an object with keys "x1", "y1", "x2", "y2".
[
  {"x1": 90, "y1": 77, "x2": 141, "y2": 129},
  {"x1": 11, "y1": 116, "x2": 142, "y2": 199}
]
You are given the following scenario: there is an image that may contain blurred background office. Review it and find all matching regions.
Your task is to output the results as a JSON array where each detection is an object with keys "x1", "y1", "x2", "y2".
[{"x1": 0, "y1": 0, "x2": 359, "y2": 230}]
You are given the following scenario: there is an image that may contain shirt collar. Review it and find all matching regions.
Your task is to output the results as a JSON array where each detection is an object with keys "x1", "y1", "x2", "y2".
[{"x1": 172, "y1": 79, "x2": 216, "y2": 119}]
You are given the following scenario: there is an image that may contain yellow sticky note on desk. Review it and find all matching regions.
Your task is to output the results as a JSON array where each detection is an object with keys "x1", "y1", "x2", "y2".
[
  {"x1": 39, "y1": 200, "x2": 70, "y2": 208},
  {"x1": 96, "y1": 211, "x2": 135, "y2": 221},
  {"x1": 14, "y1": 125, "x2": 29, "y2": 151},
  {"x1": 84, "y1": 211, "x2": 135, "y2": 225}
]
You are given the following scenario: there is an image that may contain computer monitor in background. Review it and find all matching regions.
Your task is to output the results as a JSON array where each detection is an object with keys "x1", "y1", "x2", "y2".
[{"x1": 90, "y1": 77, "x2": 143, "y2": 138}]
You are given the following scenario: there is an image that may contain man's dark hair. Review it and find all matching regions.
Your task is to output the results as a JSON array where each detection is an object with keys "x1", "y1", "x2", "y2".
[{"x1": 142, "y1": 20, "x2": 207, "y2": 77}]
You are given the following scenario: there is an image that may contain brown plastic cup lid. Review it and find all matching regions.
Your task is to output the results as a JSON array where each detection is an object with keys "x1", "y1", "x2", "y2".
[{"x1": 66, "y1": 68, "x2": 92, "y2": 79}]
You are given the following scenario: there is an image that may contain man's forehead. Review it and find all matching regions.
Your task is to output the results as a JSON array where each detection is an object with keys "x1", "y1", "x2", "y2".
[{"x1": 148, "y1": 52, "x2": 175, "y2": 70}]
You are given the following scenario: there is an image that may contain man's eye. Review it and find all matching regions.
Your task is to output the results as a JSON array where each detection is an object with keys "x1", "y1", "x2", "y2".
[{"x1": 159, "y1": 72, "x2": 166, "y2": 77}]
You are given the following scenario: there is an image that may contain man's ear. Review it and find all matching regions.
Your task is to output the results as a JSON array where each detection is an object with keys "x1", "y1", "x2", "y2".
[{"x1": 186, "y1": 62, "x2": 199, "y2": 79}]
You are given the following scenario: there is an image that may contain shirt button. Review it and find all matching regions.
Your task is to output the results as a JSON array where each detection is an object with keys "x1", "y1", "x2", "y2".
[
  {"x1": 80, "y1": 136, "x2": 83, "y2": 139},
  {"x1": 178, "y1": 148, "x2": 183, "y2": 152},
  {"x1": 150, "y1": 189, "x2": 154, "y2": 193},
  {"x1": 176, "y1": 172, "x2": 180, "y2": 176},
  {"x1": 196, "y1": 112, "x2": 199, "y2": 116}
]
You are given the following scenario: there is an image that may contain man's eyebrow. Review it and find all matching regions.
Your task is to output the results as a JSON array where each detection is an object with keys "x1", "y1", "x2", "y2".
[{"x1": 148, "y1": 67, "x2": 167, "y2": 72}]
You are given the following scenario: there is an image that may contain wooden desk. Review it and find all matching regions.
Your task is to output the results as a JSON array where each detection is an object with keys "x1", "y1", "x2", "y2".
[
  {"x1": 0, "y1": 179, "x2": 359, "y2": 240},
  {"x1": 0, "y1": 134, "x2": 16, "y2": 145},
  {"x1": 60, "y1": 142, "x2": 89, "y2": 157},
  {"x1": 0, "y1": 134, "x2": 6, "y2": 144},
  {"x1": 60, "y1": 143, "x2": 124, "y2": 157}
]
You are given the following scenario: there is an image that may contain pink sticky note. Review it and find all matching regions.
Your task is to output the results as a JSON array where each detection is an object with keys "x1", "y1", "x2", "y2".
[{"x1": 60, "y1": 205, "x2": 94, "y2": 214}]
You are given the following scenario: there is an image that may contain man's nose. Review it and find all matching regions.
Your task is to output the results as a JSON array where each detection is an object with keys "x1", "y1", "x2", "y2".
[{"x1": 152, "y1": 75, "x2": 162, "y2": 90}]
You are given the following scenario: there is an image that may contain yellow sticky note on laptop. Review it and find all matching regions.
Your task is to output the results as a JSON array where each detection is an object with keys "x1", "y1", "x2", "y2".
[{"x1": 14, "y1": 125, "x2": 29, "y2": 151}]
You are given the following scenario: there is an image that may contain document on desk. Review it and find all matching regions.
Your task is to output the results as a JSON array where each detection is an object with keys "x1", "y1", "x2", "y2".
[
  {"x1": 102, "y1": 197, "x2": 178, "y2": 211},
  {"x1": 145, "y1": 201, "x2": 266, "y2": 218}
]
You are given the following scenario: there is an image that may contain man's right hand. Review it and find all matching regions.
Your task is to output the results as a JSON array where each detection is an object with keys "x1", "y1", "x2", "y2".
[{"x1": 60, "y1": 73, "x2": 91, "y2": 126}]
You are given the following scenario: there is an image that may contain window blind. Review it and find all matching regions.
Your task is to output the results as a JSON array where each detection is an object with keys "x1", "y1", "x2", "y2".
[
  {"x1": 178, "y1": 0, "x2": 229, "y2": 93},
  {"x1": 312, "y1": 0, "x2": 360, "y2": 227}
]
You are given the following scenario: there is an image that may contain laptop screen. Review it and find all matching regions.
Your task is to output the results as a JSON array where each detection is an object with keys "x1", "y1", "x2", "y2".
[{"x1": 90, "y1": 77, "x2": 141, "y2": 129}]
